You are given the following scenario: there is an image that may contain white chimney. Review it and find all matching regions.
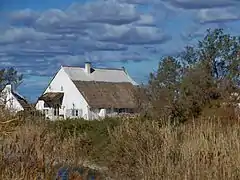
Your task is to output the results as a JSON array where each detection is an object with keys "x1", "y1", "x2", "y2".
[
  {"x1": 5, "y1": 84, "x2": 12, "y2": 92},
  {"x1": 3, "y1": 84, "x2": 12, "y2": 95},
  {"x1": 85, "y1": 62, "x2": 91, "y2": 74}
]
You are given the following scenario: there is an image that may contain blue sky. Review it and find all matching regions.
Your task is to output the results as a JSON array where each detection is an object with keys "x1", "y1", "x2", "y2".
[{"x1": 1, "y1": 0, "x2": 240, "y2": 102}]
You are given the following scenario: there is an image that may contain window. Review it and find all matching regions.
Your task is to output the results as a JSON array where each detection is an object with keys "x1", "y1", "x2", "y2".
[
  {"x1": 60, "y1": 86, "x2": 63, "y2": 91},
  {"x1": 119, "y1": 108, "x2": 126, "y2": 113},
  {"x1": 71, "y1": 109, "x2": 75, "y2": 116},
  {"x1": 106, "y1": 108, "x2": 112, "y2": 114},
  {"x1": 54, "y1": 105, "x2": 59, "y2": 116},
  {"x1": 44, "y1": 109, "x2": 48, "y2": 115},
  {"x1": 75, "y1": 110, "x2": 79, "y2": 116},
  {"x1": 54, "y1": 108, "x2": 58, "y2": 116},
  {"x1": 44, "y1": 102, "x2": 50, "y2": 108}
]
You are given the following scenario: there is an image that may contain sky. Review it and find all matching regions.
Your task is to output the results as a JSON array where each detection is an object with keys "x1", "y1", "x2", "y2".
[{"x1": 1, "y1": 0, "x2": 240, "y2": 102}]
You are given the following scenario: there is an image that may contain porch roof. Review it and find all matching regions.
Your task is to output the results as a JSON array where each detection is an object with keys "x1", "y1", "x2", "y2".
[{"x1": 38, "y1": 92, "x2": 64, "y2": 106}]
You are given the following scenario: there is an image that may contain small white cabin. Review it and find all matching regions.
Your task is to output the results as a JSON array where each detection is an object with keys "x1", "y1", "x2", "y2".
[
  {"x1": 0, "y1": 84, "x2": 31, "y2": 113},
  {"x1": 35, "y1": 62, "x2": 139, "y2": 120}
]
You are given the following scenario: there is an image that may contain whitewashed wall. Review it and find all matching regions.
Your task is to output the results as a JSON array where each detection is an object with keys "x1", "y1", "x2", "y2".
[
  {"x1": 88, "y1": 108, "x2": 120, "y2": 120},
  {"x1": 1, "y1": 85, "x2": 24, "y2": 113},
  {"x1": 36, "y1": 67, "x2": 90, "y2": 120}
]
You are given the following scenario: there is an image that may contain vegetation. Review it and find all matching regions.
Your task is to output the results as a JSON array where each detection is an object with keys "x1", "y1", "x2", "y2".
[
  {"x1": 1, "y1": 28, "x2": 240, "y2": 179},
  {"x1": 149, "y1": 28, "x2": 240, "y2": 123},
  {"x1": 0, "y1": 67, "x2": 23, "y2": 90},
  {"x1": 1, "y1": 111, "x2": 240, "y2": 179}
]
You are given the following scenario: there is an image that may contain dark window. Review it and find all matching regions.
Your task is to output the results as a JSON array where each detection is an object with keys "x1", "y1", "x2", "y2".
[
  {"x1": 128, "y1": 109, "x2": 134, "y2": 113},
  {"x1": 54, "y1": 108, "x2": 58, "y2": 116},
  {"x1": 54, "y1": 105, "x2": 59, "y2": 116},
  {"x1": 119, "y1": 108, "x2": 126, "y2": 113},
  {"x1": 44, "y1": 102, "x2": 50, "y2": 108},
  {"x1": 44, "y1": 109, "x2": 48, "y2": 115},
  {"x1": 106, "y1": 108, "x2": 112, "y2": 114},
  {"x1": 75, "y1": 110, "x2": 78, "y2": 116}
]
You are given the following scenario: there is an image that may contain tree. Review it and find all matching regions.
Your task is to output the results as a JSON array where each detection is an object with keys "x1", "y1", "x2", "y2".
[
  {"x1": 0, "y1": 67, "x2": 23, "y2": 90},
  {"x1": 149, "y1": 28, "x2": 240, "y2": 122},
  {"x1": 183, "y1": 29, "x2": 240, "y2": 98},
  {"x1": 148, "y1": 56, "x2": 183, "y2": 120}
]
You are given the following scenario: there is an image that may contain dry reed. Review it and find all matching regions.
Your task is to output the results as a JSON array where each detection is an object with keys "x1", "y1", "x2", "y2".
[
  {"x1": 0, "y1": 118, "x2": 104, "y2": 180},
  {"x1": 1, "y1": 112, "x2": 240, "y2": 180},
  {"x1": 105, "y1": 118, "x2": 240, "y2": 180}
]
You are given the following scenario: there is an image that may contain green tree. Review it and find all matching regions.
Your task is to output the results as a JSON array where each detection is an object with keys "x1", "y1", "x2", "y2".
[
  {"x1": 149, "y1": 28, "x2": 240, "y2": 122},
  {"x1": 148, "y1": 56, "x2": 183, "y2": 120},
  {"x1": 0, "y1": 67, "x2": 23, "y2": 90}
]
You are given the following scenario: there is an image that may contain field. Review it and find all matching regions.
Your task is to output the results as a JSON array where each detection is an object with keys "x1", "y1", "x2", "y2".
[{"x1": 1, "y1": 110, "x2": 240, "y2": 180}]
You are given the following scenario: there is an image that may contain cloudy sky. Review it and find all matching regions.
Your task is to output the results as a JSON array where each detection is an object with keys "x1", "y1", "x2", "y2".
[{"x1": 1, "y1": 0, "x2": 240, "y2": 102}]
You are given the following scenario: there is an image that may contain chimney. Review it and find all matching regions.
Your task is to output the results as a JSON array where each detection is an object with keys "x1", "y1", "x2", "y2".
[
  {"x1": 85, "y1": 62, "x2": 91, "y2": 74},
  {"x1": 5, "y1": 84, "x2": 12, "y2": 93}
]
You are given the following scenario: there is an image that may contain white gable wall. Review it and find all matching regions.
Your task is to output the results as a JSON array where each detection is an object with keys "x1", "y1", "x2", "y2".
[
  {"x1": 36, "y1": 67, "x2": 90, "y2": 120},
  {"x1": 1, "y1": 85, "x2": 24, "y2": 113},
  {"x1": 5, "y1": 93, "x2": 24, "y2": 112}
]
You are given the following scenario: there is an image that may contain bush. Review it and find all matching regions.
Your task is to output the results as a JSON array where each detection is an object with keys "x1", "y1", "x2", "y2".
[{"x1": 47, "y1": 117, "x2": 121, "y2": 162}]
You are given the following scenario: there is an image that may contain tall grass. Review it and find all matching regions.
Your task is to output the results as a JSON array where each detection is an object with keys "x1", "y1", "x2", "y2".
[
  {"x1": 0, "y1": 118, "x2": 107, "y2": 179},
  {"x1": 105, "y1": 118, "x2": 240, "y2": 180},
  {"x1": 1, "y1": 112, "x2": 240, "y2": 179}
]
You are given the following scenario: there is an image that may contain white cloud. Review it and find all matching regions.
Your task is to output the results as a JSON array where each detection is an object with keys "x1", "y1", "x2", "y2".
[
  {"x1": 165, "y1": 0, "x2": 239, "y2": 10},
  {"x1": 93, "y1": 24, "x2": 170, "y2": 45},
  {"x1": 0, "y1": 27, "x2": 62, "y2": 44},
  {"x1": 134, "y1": 14, "x2": 155, "y2": 26},
  {"x1": 36, "y1": 9, "x2": 68, "y2": 26},
  {"x1": 197, "y1": 7, "x2": 240, "y2": 24},
  {"x1": 67, "y1": 0, "x2": 139, "y2": 24}
]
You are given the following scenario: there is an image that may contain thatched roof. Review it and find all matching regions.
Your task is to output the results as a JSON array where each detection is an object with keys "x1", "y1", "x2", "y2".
[
  {"x1": 73, "y1": 81, "x2": 138, "y2": 109},
  {"x1": 12, "y1": 91, "x2": 32, "y2": 110},
  {"x1": 38, "y1": 92, "x2": 64, "y2": 106}
]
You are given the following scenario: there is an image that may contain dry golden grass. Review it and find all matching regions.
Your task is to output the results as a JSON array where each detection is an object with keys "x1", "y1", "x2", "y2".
[
  {"x1": 1, "y1": 111, "x2": 240, "y2": 180},
  {"x1": 105, "y1": 118, "x2": 240, "y2": 180},
  {"x1": 0, "y1": 117, "x2": 105, "y2": 180}
]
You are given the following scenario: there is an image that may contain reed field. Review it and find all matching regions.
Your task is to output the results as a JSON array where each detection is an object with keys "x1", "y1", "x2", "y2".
[{"x1": 1, "y1": 110, "x2": 240, "y2": 180}]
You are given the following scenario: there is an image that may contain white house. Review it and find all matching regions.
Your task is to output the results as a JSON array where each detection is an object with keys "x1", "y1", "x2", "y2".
[
  {"x1": 35, "y1": 62, "x2": 139, "y2": 120},
  {"x1": 0, "y1": 84, "x2": 31, "y2": 113}
]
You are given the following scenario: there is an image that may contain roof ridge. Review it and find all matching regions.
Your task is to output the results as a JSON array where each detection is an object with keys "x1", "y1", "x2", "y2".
[
  {"x1": 72, "y1": 80, "x2": 133, "y2": 84},
  {"x1": 94, "y1": 67, "x2": 124, "y2": 71},
  {"x1": 62, "y1": 65, "x2": 124, "y2": 71},
  {"x1": 62, "y1": 65, "x2": 84, "y2": 68}
]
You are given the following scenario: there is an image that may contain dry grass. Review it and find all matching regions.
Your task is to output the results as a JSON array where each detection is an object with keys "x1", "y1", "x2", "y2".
[
  {"x1": 105, "y1": 118, "x2": 240, "y2": 180},
  {"x1": 1, "y1": 111, "x2": 240, "y2": 180},
  {"x1": 0, "y1": 118, "x2": 105, "y2": 180}
]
